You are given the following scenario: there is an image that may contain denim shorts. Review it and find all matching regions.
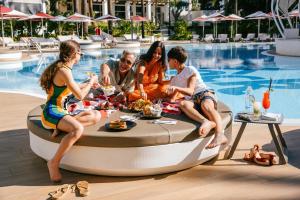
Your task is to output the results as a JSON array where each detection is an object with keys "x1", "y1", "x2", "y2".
[{"x1": 193, "y1": 90, "x2": 218, "y2": 115}]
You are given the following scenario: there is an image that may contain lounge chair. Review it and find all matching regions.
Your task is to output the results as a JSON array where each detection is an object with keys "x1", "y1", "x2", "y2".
[
  {"x1": 57, "y1": 35, "x2": 102, "y2": 49},
  {"x1": 216, "y1": 34, "x2": 229, "y2": 43},
  {"x1": 0, "y1": 37, "x2": 27, "y2": 49},
  {"x1": 124, "y1": 34, "x2": 138, "y2": 41},
  {"x1": 203, "y1": 34, "x2": 214, "y2": 43},
  {"x1": 233, "y1": 34, "x2": 242, "y2": 42},
  {"x1": 190, "y1": 34, "x2": 200, "y2": 43},
  {"x1": 257, "y1": 33, "x2": 271, "y2": 42},
  {"x1": 243, "y1": 33, "x2": 255, "y2": 42}
]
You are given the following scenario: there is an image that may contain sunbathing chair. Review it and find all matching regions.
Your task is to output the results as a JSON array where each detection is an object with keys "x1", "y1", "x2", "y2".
[
  {"x1": 203, "y1": 34, "x2": 214, "y2": 43},
  {"x1": 216, "y1": 34, "x2": 229, "y2": 43},
  {"x1": 233, "y1": 34, "x2": 242, "y2": 42},
  {"x1": 124, "y1": 34, "x2": 138, "y2": 41},
  {"x1": 190, "y1": 34, "x2": 200, "y2": 43},
  {"x1": 0, "y1": 37, "x2": 27, "y2": 49},
  {"x1": 243, "y1": 33, "x2": 255, "y2": 42},
  {"x1": 257, "y1": 33, "x2": 271, "y2": 42}
]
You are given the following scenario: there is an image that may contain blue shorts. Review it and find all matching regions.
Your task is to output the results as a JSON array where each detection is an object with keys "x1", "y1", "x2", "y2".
[{"x1": 193, "y1": 90, "x2": 217, "y2": 116}]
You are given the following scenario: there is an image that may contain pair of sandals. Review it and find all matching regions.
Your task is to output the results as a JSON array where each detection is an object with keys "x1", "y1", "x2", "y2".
[
  {"x1": 244, "y1": 144, "x2": 276, "y2": 166},
  {"x1": 48, "y1": 181, "x2": 89, "y2": 199}
]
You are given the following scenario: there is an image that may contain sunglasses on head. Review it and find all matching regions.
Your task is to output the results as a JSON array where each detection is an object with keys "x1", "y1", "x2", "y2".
[{"x1": 120, "y1": 57, "x2": 133, "y2": 65}]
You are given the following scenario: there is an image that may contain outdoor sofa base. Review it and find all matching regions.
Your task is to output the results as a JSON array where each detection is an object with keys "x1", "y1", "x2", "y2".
[{"x1": 27, "y1": 102, "x2": 232, "y2": 176}]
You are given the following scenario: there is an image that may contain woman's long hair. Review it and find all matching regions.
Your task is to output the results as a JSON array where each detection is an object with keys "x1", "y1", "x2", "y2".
[
  {"x1": 140, "y1": 41, "x2": 166, "y2": 70},
  {"x1": 40, "y1": 40, "x2": 80, "y2": 93}
]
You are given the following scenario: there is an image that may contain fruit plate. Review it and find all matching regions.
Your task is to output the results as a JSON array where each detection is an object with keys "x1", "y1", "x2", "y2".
[{"x1": 104, "y1": 121, "x2": 137, "y2": 132}]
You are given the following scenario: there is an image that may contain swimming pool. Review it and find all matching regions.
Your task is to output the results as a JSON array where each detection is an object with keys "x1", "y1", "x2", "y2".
[{"x1": 1, "y1": 43, "x2": 300, "y2": 119}]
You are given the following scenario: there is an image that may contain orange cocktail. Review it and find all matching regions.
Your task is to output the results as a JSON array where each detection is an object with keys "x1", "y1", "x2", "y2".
[{"x1": 262, "y1": 91, "x2": 270, "y2": 113}]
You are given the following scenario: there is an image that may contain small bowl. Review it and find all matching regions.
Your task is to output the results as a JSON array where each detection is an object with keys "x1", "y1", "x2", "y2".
[{"x1": 102, "y1": 86, "x2": 115, "y2": 96}]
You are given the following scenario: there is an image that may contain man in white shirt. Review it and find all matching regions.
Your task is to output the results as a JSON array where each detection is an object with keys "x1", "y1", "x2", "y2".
[{"x1": 167, "y1": 46, "x2": 227, "y2": 149}]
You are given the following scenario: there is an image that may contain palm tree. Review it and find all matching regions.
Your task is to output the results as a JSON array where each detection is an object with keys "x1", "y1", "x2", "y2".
[
  {"x1": 74, "y1": 0, "x2": 80, "y2": 13},
  {"x1": 82, "y1": 0, "x2": 88, "y2": 35}
]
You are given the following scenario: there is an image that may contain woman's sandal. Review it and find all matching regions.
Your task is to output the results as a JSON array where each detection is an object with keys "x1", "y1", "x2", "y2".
[
  {"x1": 244, "y1": 144, "x2": 276, "y2": 166},
  {"x1": 74, "y1": 180, "x2": 89, "y2": 197},
  {"x1": 48, "y1": 184, "x2": 70, "y2": 200}
]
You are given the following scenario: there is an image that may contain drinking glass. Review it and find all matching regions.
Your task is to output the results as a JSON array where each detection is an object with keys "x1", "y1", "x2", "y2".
[
  {"x1": 262, "y1": 91, "x2": 270, "y2": 114},
  {"x1": 253, "y1": 101, "x2": 261, "y2": 119}
]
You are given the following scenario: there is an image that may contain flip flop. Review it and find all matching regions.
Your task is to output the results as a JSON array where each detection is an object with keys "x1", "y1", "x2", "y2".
[
  {"x1": 75, "y1": 181, "x2": 89, "y2": 197},
  {"x1": 48, "y1": 184, "x2": 70, "y2": 200}
]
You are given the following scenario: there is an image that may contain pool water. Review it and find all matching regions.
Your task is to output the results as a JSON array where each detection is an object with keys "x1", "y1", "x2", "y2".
[{"x1": 1, "y1": 43, "x2": 300, "y2": 119}]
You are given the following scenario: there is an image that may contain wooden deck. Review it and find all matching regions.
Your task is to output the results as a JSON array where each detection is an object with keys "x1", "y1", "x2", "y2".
[{"x1": 1, "y1": 92, "x2": 300, "y2": 200}]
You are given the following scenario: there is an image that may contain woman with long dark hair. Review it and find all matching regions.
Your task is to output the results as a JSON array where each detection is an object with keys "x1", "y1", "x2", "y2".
[
  {"x1": 40, "y1": 40, "x2": 101, "y2": 182},
  {"x1": 128, "y1": 41, "x2": 169, "y2": 101}
]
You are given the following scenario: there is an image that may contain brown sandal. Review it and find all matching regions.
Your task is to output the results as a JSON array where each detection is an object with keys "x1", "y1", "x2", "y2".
[
  {"x1": 244, "y1": 144, "x2": 276, "y2": 166},
  {"x1": 75, "y1": 181, "x2": 89, "y2": 197},
  {"x1": 48, "y1": 184, "x2": 70, "y2": 200}
]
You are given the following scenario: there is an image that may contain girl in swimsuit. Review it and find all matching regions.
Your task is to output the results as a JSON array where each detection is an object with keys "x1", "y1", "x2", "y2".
[{"x1": 40, "y1": 40, "x2": 101, "y2": 182}]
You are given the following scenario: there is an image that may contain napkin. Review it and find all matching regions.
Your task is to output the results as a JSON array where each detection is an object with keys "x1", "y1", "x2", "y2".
[{"x1": 152, "y1": 120, "x2": 177, "y2": 125}]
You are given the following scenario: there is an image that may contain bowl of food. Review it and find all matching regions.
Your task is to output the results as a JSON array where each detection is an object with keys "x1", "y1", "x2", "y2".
[
  {"x1": 142, "y1": 104, "x2": 162, "y2": 119},
  {"x1": 101, "y1": 85, "x2": 115, "y2": 96}
]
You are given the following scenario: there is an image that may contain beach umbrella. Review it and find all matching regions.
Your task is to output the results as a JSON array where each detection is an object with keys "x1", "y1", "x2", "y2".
[
  {"x1": 19, "y1": 12, "x2": 54, "y2": 37},
  {"x1": 95, "y1": 14, "x2": 121, "y2": 21},
  {"x1": 50, "y1": 15, "x2": 66, "y2": 35},
  {"x1": 94, "y1": 14, "x2": 121, "y2": 34},
  {"x1": 3, "y1": 10, "x2": 28, "y2": 38},
  {"x1": 192, "y1": 15, "x2": 208, "y2": 38},
  {"x1": 130, "y1": 15, "x2": 148, "y2": 40},
  {"x1": 0, "y1": 5, "x2": 12, "y2": 46},
  {"x1": 223, "y1": 14, "x2": 244, "y2": 38},
  {"x1": 245, "y1": 11, "x2": 271, "y2": 36},
  {"x1": 65, "y1": 13, "x2": 91, "y2": 38},
  {"x1": 206, "y1": 12, "x2": 225, "y2": 38}
]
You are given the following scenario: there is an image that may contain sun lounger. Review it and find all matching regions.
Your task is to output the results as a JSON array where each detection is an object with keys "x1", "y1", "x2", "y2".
[
  {"x1": 216, "y1": 34, "x2": 229, "y2": 43},
  {"x1": 203, "y1": 34, "x2": 214, "y2": 43},
  {"x1": 124, "y1": 34, "x2": 138, "y2": 41},
  {"x1": 190, "y1": 34, "x2": 200, "y2": 43},
  {"x1": 257, "y1": 33, "x2": 271, "y2": 42},
  {"x1": 0, "y1": 37, "x2": 27, "y2": 49},
  {"x1": 243, "y1": 33, "x2": 255, "y2": 42},
  {"x1": 233, "y1": 34, "x2": 242, "y2": 42}
]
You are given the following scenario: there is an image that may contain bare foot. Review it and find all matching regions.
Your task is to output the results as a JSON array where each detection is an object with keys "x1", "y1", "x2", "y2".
[
  {"x1": 199, "y1": 120, "x2": 216, "y2": 138},
  {"x1": 47, "y1": 160, "x2": 62, "y2": 182},
  {"x1": 51, "y1": 129, "x2": 59, "y2": 139},
  {"x1": 205, "y1": 133, "x2": 228, "y2": 149}
]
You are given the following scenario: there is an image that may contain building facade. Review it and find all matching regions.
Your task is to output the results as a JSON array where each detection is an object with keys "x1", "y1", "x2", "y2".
[{"x1": 1, "y1": 0, "x2": 46, "y2": 14}]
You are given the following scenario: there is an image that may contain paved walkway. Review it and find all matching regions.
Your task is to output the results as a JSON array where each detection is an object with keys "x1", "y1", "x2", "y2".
[{"x1": 0, "y1": 92, "x2": 300, "y2": 200}]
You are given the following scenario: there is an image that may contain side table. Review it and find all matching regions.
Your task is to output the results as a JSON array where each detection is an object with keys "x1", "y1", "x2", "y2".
[{"x1": 227, "y1": 113, "x2": 288, "y2": 164}]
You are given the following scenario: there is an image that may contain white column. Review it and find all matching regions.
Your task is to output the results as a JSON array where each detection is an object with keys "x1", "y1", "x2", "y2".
[
  {"x1": 102, "y1": 0, "x2": 108, "y2": 15},
  {"x1": 146, "y1": 0, "x2": 151, "y2": 20},
  {"x1": 42, "y1": 0, "x2": 47, "y2": 13},
  {"x1": 188, "y1": 0, "x2": 192, "y2": 21},
  {"x1": 164, "y1": 3, "x2": 169, "y2": 23},
  {"x1": 152, "y1": 3, "x2": 156, "y2": 23},
  {"x1": 125, "y1": 1, "x2": 131, "y2": 20},
  {"x1": 132, "y1": 2, "x2": 136, "y2": 16}
]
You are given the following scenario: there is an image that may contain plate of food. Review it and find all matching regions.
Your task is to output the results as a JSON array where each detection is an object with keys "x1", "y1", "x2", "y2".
[
  {"x1": 140, "y1": 104, "x2": 163, "y2": 119},
  {"x1": 105, "y1": 120, "x2": 137, "y2": 132},
  {"x1": 127, "y1": 99, "x2": 153, "y2": 112}
]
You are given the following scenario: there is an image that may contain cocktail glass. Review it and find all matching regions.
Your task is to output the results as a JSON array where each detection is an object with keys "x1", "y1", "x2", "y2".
[{"x1": 262, "y1": 91, "x2": 270, "y2": 114}]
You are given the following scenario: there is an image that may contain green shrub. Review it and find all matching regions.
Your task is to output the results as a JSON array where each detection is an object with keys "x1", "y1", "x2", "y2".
[{"x1": 170, "y1": 19, "x2": 192, "y2": 40}]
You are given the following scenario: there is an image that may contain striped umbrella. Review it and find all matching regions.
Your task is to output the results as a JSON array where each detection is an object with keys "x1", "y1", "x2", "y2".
[{"x1": 0, "y1": 5, "x2": 12, "y2": 46}]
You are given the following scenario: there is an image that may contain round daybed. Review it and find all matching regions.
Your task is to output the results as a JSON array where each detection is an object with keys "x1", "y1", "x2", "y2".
[{"x1": 27, "y1": 102, "x2": 232, "y2": 176}]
